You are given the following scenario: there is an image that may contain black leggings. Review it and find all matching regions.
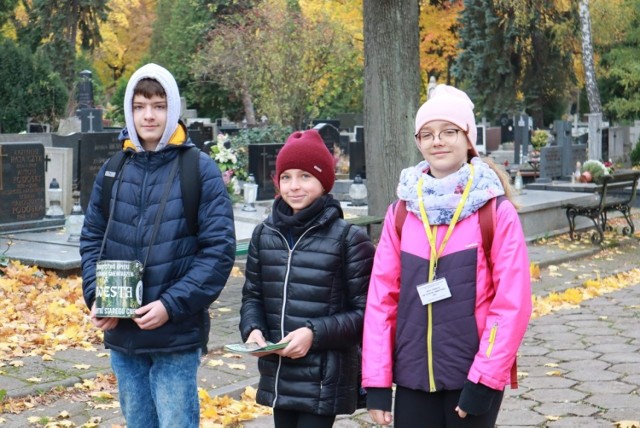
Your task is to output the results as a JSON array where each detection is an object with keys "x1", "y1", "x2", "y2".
[
  {"x1": 273, "y1": 408, "x2": 336, "y2": 428},
  {"x1": 394, "y1": 386, "x2": 503, "y2": 428}
]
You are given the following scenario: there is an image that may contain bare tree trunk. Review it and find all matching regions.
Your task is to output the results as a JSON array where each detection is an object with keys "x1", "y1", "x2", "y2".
[
  {"x1": 579, "y1": 0, "x2": 602, "y2": 113},
  {"x1": 363, "y1": 0, "x2": 421, "y2": 223}
]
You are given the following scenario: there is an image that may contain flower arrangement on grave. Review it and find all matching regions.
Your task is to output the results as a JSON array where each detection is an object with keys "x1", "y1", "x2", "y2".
[
  {"x1": 210, "y1": 133, "x2": 247, "y2": 199},
  {"x1": 529, "y1": 130, "x2": 549, "y2": 161},
  {"x1": 580, "y1": 159, "x2": 610, "y2": 183}
]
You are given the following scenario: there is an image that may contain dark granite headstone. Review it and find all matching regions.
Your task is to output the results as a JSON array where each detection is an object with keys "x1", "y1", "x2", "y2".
[
  {"x1": 514, "y1": 114, "x2": 531, "y2": 164},
  {"x1": 313, "y1": 122, "x2": 340, "y2": 156},
  {"x1": 499, "y1": 114, "x2": 514, "y2": 144},
  {"x1": 248, "y1": 143, "x2": 283, "y2": 200},
  {"x1": 77, "y1": 108, "x2": 104, "y2": 133},
  {"x1": 77, "y1": 70, "x2": 94, "y2": 109},
  {"x1": 79, "y1": 131, "x2": 122, "y2": 212},
  {"x1": 350, "y1": 126, "x2": 365, "y2": 179},
  {"x1": 601, "y1": 127, "x2": 609, "y2": 161},
  {"x1": 539, "y1": 146, "x2": 562, "y2": 180},
  {"x1": 0, "y1": 144, "x2": 46, "y2": 222},
  {"x1": 187, "y1": 122, "x2": 213, "y2": 150},
  {"x1": 312, "y1": 119, "x2": 340, "y2": 130}
]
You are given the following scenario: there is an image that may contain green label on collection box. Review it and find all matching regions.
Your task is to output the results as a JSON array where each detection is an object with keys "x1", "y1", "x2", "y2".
[{"x1": 95, "y1": 260, "x2": 143, "y2": 318}]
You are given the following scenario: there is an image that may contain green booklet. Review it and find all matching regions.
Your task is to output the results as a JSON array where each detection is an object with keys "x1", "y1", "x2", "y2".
[{"x1": 224, "y1": 342, "x2": 289, "y2": 353}]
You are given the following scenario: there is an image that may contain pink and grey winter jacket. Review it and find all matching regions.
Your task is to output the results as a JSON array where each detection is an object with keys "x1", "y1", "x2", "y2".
[{"x1": 362, "y1": 197, "x2": 532, "y2": 393}]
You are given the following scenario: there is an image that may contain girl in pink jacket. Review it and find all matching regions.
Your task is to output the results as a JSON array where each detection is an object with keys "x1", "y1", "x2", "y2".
[{"x1": 362, "y1": 85, "x2": 532, "y2": 427}]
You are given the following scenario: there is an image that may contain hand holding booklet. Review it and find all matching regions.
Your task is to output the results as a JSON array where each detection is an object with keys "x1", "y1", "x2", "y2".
[{"x1": 224, "y1": 341, "x2": 289, "y2": 354}]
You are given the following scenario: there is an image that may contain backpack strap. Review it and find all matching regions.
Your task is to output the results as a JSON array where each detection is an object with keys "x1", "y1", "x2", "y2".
[
  {"x1": 478, "y1": 197, "x2": 496, "y2": 267},
  {"x1": 393, "y1": 200, "x2": 408, "y2": 238},
  {"x1": 180, "y1": 147, "x2": 201, "y2": 236},
  {"x1": 101, "y1": 151, "x2": 129, "y2": 219}
]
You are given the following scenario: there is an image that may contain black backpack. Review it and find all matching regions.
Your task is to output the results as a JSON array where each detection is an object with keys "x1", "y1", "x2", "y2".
[{"x1": 101, "y1": 147, "x2": 201, "y2": 236}]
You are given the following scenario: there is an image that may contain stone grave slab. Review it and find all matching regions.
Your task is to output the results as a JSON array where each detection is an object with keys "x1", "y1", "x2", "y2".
[{"x1": 0, "y1": 143, "x2": 46, "y2": 223}]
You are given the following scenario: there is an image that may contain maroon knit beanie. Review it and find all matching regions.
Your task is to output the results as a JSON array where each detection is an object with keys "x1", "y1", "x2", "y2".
[{"x1": 276, "y1": 129, "x2": 335, "y2": 192}]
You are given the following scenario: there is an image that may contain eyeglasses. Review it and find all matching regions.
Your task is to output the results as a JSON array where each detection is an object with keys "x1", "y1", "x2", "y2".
[{"x1": 418, "y1": 129, "x2": 464, "y2": 144}]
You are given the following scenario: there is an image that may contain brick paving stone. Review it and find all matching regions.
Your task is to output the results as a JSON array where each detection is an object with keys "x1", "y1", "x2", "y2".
[
  {"x1": 521, "y1": 375, "x2": 576, "y2": 389},
  {"x1": 586, "y1": 392, "x2": 640, "y2": 410},
  {"x1": 559, "y1": 359, "x2": 610, "y2": 372},
  {"x1": 608, "y1": 362, "x2": 640, "y2": 375},
  {"x1": 495, "y1": 407, "x2": 548, "y2": 426},
  {"x1": 523, "y1": 387, "x2": 588, "y2": 403},
  {"x1": 575, "y1": 380, "x2": 636, "y2": 394},
  {"x1": 546, "y1": 416, "x2": 610, "y2": 427},
  {"x1": 534, "y1": 401, "x2": 600, "y2": 417},
  {"x1": 586, "y1": 343, "x2": 640, "y2": 353},
  {"x1": 598, "y1": 352, "x2": 640, "y2": 364},
  {"x1": 564, "y1": 368, "x2": 620, "y2": 382},
  {"x1": 546, "y1": 350, "x2": 602, "y2": 361}
]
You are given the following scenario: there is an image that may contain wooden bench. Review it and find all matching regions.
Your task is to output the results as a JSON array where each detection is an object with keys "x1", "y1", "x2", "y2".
[
  {"x1": 563, "y1": 170, "x2": 640, "y2": 244},
  {"x1": 347, "y1": 215, "x2": 385, "y2": 236}
]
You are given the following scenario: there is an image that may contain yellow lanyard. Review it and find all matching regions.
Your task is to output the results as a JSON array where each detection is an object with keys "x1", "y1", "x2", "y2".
[{"x1": 417, "y1": 164, "x2": 474, "y2": 282}]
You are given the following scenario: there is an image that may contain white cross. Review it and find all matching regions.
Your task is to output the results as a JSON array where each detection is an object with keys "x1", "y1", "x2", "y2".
[{"x1": 87, "y1": 112, "x2": 95, "y2": 133}]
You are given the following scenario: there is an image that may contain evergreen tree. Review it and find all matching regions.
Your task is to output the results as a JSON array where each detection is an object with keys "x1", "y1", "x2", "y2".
[
  {"x1": 599, "y1": 0, "x2": 640, "y2": 121},
  {"x1": 0, "y1": 39, "x2": 67, "y2": 132},
  {"x1": 454, "y1": 0, "x2": 577, "y2": 127},
  {"x1": 15, "y1": 0, "x2": 108, "y2": 91}
]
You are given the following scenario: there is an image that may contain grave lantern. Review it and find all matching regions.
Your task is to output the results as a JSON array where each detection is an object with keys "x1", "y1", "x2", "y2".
[
  {"x1": 65, "y1": 195, "x2": 85, "y2": 242},
  {"x1": 243, "y1": 174, "x2": 258, "y2": 212},
  {"x1": 45, "y1": 178, "x2": 65, "y2": 219},
  {"x1": 349, "y1": 174, "x2": 368, "y2": 206}
]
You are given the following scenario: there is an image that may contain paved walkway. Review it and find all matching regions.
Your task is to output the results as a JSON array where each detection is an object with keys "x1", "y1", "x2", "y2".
[{"x1": 2, "y1": 233, "x2": 640, "y2": 426}]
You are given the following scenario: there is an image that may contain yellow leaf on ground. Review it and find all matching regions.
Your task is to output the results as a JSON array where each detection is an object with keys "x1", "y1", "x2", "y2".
[
  {"x1": 207, "y1": 359, "x2": 224, "y2": 367},
  {"x1": 58, "y1": 410, "x2": 70, "y2": 418},
  {"x1": 615, "y1": 421, "x2": 640, "y2": 428},
  {"x1": 544, "y1": 363, "x2": 559, "y2": 367},
  {"x1": 9, "y1": 360, "x2": 24, "y2": 367},
  {"x1": 218, "y1": 308, "x2": 231, "y2": 313},
  {"x1": 96, "y1": 353, "x2": 109, "y2": 358},
  {"x1": 90, "y1": 391, "x2": 114, "y2": 399},
  {"x1": 26, "y1": 377, "x2": 41, "y2": 383},
  {"x1": 227, "y1": 363, "x2": 246, "y2": 370},
  {"x1": 73, "y1": 364, "x2": 91, "y2": 370},
  {"x1": 41, "y1": 354, "x2": 54, "y2": 361},
  {"x1": 546, "y1": 370, "x2": 563, "y2": 376}
]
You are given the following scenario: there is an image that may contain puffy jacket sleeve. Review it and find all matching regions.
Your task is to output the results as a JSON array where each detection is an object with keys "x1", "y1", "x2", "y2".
[
  {"x1": 362, "y1": 204, "x2": 401, "y2": 389},
  {"x1": 80, "y1": 161, "x2": 110, "y2": 309},
  {"x1": 239, "y1": 224, "x2": 269, "y2": 341},
  {"x1": 467, "y1": 199, "x2": 532, "y2": 390},
  {"x1": 306, "y1": 225, "x2": 375, "y2": 350},
  {"x1": 158, "y1": 153, "x2": 236, "y2": 321}
]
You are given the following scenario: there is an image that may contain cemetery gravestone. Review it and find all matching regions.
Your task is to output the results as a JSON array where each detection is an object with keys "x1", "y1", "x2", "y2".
[
  {"x1": 350, "y1": 126, "x2": 366, "y2": 179},
  {"x1": 79, "y1": 132, "x2": 121, "y2": 212},
  {"x1": 188, "y1": 122, "x2": 213, "y2": 150},
  {"x1": 499, "y1": 114, "x2": 514, "y2": 144},
  {"x1": 248, "y1": 143, "x2": 283, "y2": 200},
  {"x1": 77, "y1": 108, "x2": 104, "y2": 133},
  {"x1": 313, "y1": 122, "x2": 342, "y2": 156},
  {"x1": 539, "y1": 146, "x2": 562, "y2": 182},
  {"x1": 0, "y1": 144, "x2": 46, "y2": 223}
]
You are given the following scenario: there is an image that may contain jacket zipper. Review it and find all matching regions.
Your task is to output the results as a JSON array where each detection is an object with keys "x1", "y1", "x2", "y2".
[
  {"x1": 427, "y1": 303, "x2": 436, "y2": 392},
  {"x1": 485, "y1": 322, "x2": 498, "y2": 358},
  {"x1": 266, "y1": 224, "x2": 319, "y2": 407}
]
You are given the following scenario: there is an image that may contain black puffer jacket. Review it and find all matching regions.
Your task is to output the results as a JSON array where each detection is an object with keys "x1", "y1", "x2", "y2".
[{"x1": 240, "y1": 197, "x2": 375, "y2": 415}]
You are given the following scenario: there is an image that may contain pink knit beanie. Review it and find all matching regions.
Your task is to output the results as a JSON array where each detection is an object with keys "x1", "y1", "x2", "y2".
[
  {"x1": 414, "y1": 84, "x2": 478, "y2": 156},
  {"x1": 276, "y1": 130, "x2": 336, "y2": 192}
]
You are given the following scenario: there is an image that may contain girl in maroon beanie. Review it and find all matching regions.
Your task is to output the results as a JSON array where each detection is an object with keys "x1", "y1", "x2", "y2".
[{"x1": 239, "y1": 129, "x2": 375, "y2": 428}]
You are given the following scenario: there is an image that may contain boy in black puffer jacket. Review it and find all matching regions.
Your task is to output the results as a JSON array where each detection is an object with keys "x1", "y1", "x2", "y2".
[{"x1": 240, "y1": 129, "x2": 375, "y2": 428}]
